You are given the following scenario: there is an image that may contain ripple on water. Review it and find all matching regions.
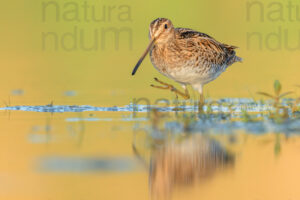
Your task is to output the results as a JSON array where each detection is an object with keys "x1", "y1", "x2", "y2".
[{"x1": 1, "y1": 98, "x2": 299, "y2": 135}]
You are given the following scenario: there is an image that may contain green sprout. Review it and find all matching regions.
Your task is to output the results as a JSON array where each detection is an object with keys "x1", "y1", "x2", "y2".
[
  {"x1": 257, "y1": 80, "x2": 292, "y2": 120},
  {"x1": 257, "y1": 80, "x2": 292, "y2": 107}
]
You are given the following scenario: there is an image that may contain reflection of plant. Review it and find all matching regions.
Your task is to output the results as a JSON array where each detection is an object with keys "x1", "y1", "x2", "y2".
[
  {"x1": 182, "y1": 113, "x2": 197, "y2": 133},
  {"x1": 257, "y1": 80, "x2": 292, "y2": 121},
  {"x1": 274, "y1": 133, "x2": 281, "y2": 156},
  {"x1": 151, "y1": 109, "x2": 165, "y2": 130},
  {"x1": 241, "y1": 109, "x2": 252, "y2": 122}
]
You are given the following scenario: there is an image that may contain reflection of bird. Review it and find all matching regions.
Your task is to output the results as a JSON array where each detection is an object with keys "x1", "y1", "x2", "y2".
[
  {"x1": 149, "y1": 134, "x2": 234, "y2": 200},
  {"x1": 131, "y1": 110, "x2": 235, "y2": 199},
  {"x1": 132, "y1": 18, "x2": 242, "y2": 111}
]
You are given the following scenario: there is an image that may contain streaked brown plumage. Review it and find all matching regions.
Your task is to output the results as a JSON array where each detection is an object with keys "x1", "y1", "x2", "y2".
[
  {"x1": 149, "y1": 134, "x2": 234, "y2": 199},
  {"x1": 132, "y1": 18, "x2": 242, "y2": 110}
]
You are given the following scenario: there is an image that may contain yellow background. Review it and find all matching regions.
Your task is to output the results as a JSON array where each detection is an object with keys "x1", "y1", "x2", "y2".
[
  {"x1": 0, "y1": 1, "x2": 300, "y2": 200},
  {"x1": 1, "y1": 0, "x2": 299, "y2": 106}
]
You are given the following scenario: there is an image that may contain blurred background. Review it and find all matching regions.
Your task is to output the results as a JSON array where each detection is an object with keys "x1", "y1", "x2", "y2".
[
  {"x1": 1, "y1": 0, "x2": 300, "y2": 200},
  {"x1": 0, "y1": 0, "x2": 299, "y2": 106}
]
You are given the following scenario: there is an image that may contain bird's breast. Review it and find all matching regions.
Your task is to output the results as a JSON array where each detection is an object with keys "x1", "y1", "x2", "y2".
[
  {"x1": 150, "y1": 44, "x2": 184, "y2": 71},
  {"x1": 150, "y1": 44, "x2": 200, "y2": 82}
]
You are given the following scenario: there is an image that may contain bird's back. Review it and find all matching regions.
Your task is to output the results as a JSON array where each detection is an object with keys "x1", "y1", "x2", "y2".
[{"x1": 174, "y1": 28, "x2": 242, "y2": 68}]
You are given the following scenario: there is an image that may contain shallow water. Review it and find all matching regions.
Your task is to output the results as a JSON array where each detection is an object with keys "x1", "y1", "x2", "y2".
[
  {"x1": 1, "y1": 98, "x2": 300, "y2": 200},
  {"x1": 3, "y1": 0, "x2": 300, "y2": 198}
]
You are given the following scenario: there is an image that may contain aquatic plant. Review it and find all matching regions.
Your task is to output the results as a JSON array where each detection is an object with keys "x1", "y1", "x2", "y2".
[
  {"x1": 291, "y1": 85, "x2": 300, "y2": 114},
  {"x1": 257, "y1": 80, "x2": 292, "y2": 107},
  {"x1": 206, "y1": 102, "x2": 213, "y2": 115},
  {"x1": 241, "y1": 109, "x2": 253, "y2": 122},
  {"x1": 257, "y1": 80, "x2": 292, "y2": 121}
]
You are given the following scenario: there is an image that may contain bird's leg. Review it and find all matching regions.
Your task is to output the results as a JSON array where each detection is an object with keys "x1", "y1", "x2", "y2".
[
  {"x1": 181, "y1": 85, "x2": 190, "y2": 100},
  {"x1": 151, "y1": 78, "x2": 190, "y2": 100},
  {"x1": 198, "y1": 85, "x2": 205, "y2": 113},
  {"x1": 199, "y1": 93, "x2": 205, "y2": 113}
]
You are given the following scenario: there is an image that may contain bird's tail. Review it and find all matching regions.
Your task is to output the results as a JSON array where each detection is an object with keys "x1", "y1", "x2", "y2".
[
  {"x1": 227, "y1": 55, "x2": 243, "y2": 66},
  {"x1": 235, "y1": 56, "x2": 243, "y2": 63},
  {"x1": 224, "y1": 44, "x2": 243, "y2": 65}
]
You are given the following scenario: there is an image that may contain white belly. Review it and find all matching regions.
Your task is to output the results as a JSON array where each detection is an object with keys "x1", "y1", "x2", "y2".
[{"x1": 158, "y1": 64, "x2": 226, "y2": 86}]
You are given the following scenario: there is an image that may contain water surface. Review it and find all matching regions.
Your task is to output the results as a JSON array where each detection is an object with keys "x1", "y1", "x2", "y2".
[{"x1": 1, "y1": 98, "x2": 300, "y2": 200}]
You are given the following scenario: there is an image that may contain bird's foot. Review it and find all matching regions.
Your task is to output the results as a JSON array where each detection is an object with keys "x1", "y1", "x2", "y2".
[
  {"x1": 150, "y1": 78, "x2": 190, "y2": 100},
  {"x1": 198, "y1": 93, "x2": 205, "y2": 113}
]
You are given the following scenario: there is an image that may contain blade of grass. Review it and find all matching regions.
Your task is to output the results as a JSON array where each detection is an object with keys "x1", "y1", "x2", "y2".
[
  {"x1": 257, "y1": 92, "x2": 275, "y2": 99},
  {"x1": 279, "y1": 91, "x2": 293, "y2": 98}
]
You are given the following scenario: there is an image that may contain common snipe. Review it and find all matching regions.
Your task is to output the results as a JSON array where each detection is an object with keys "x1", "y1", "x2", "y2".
[{"x1": 132, "y1": 18, "x2": 242, "y2": 112}]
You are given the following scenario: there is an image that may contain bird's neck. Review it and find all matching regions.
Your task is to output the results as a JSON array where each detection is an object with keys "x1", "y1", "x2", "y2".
[{"x1": 154, "y1": 38, "x2": 176, "y2": 50}]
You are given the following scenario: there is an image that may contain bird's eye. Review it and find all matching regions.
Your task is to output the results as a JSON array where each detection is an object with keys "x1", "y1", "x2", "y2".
[{"x1": 164, "y1": 24, "x2": 168, "y2": 29}]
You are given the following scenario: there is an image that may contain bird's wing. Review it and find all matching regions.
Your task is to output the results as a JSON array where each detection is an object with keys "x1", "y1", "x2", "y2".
[
  {"x1": 175, "y1": 28, "x2": 237, "y2": 66},
  {"x1": 176, "y1": 28, "x2": 214, "y2": 40}
]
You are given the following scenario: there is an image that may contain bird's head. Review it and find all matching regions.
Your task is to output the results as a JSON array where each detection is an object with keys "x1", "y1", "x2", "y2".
[
  {"x1": 132, "y1": 18, "x2": 174, "y2": 76},
  {"x1": 149, "y1": 18, "x2": 175, "y2": 44}
]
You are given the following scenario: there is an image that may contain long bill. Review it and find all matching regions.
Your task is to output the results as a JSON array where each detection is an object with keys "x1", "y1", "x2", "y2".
[{"x1": 131, "y1": 38, "x2": 156, "y2": 76}]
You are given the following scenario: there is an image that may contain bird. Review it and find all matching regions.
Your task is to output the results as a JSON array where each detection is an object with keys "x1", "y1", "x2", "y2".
[{"x1": 131, "y1": 18, "x2": 242, "y2": 112}]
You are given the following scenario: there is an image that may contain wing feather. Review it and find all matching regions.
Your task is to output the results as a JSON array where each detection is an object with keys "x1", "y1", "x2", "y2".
[{"x1": 175, "y1": 28, "x2": 237, "y2": 66}]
